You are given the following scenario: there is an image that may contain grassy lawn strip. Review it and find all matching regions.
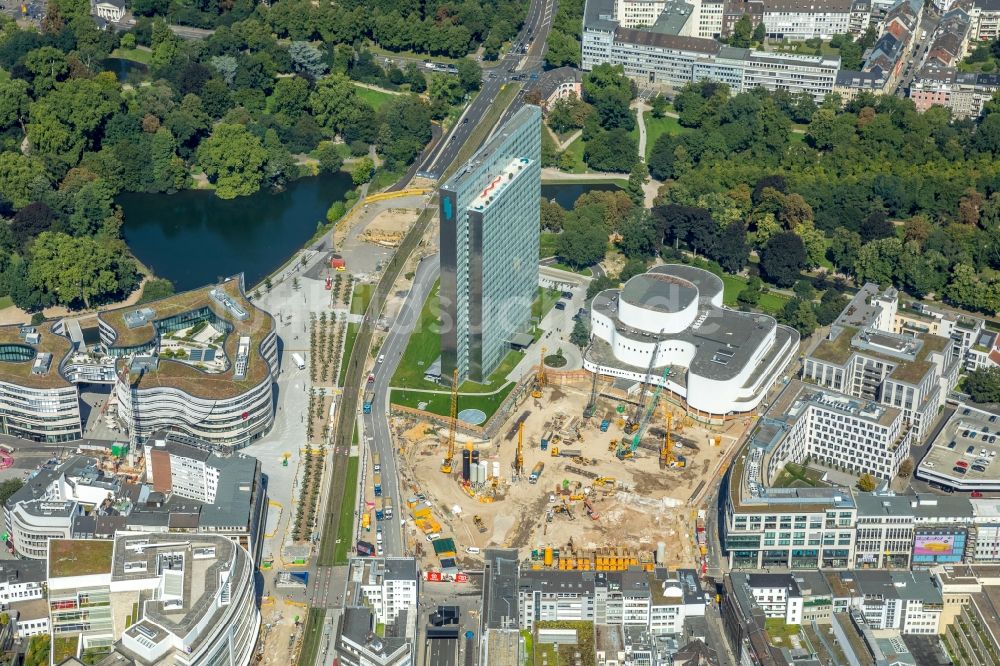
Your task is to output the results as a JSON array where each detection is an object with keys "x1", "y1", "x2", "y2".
[
  {"x1": 110, "y1": 47, "x2": 152, "y2": 65},
  {"x1": 720, "y1": 274, "x2": 789, "y2": 315},
  {"x1": 333, "y1": 457, "x2": 360, "y2": 565},
  {"x1": 0, "y1": 295, "x2": 13, "y2": 310},
  {"x1": 296, "y1": 608, "x2": 327, "y2": 666},
  {"x1": 773, "y1": 462, "x2": 827, "y2": 489},
  {"x1": 339, "y1": 323, "x2": 360, "y2": 387},
  {"x1": 560, "y1": 134, "x2": 588, "y2": 174},
  {"x1": 550, "y1": 262, "x2": 592, "y2": 276},
  {"x1": 351, "y1": 282, "x2": 374, "y2": 315},
  {"x1": 353, "y1": 85, "x2": 396, "y2": 111},
  {"x1": 392, "y1": 382, "x2": 516, "y2": 420},
  {"x1": 643, "y1": 114, "x2": 687, "y2": 160}
]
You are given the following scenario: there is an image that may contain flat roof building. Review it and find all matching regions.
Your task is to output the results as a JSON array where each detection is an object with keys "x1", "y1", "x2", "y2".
[
  {"x1": 584, "y1": 265, "x2": 798, "y2": 418},
  {"x1": 917, "y1": 402, "x2": 1000, "y2": 491},
  {"x1": 439, "y1": 105, "x2": 541, "y2": 383}
]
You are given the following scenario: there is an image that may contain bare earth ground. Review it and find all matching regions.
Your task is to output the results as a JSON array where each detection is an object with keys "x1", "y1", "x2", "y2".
[{"x1": 389, "y1": 381, "x2": 744, "y2": 570}]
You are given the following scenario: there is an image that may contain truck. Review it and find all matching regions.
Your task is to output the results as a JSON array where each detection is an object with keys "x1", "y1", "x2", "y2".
[
  {"x1": 540, "y1": 431, "x2": 550, "y2": 451},
  {"x1": 551, "y1": 448, "x2": 581, "y2": 458},
  {"x1": 529, "y1": 462, "x2": 545, "y2": 484},
  {"x1": 373, "y1": 474, "x2": 382, "y2": 497},
  {"x1": 356, "y1": 540, "x2": 375, "y2": 557},
  {"x1": 600, "y1": 419, "x2": 610, "y2": 432},
  {"x1": 361, "y1": 512, "x2": 371, "y2": 531},
  {"x1": 384, "y1": 497, "x2": 393, "y2": 520},
  {"x1": 291, "y1": 353, "x2": 306, "y2": 370},
  {"x1": 363, "y1": 374, "x2": 376, "y2": 414},
  {"x1": 373, "y1": 454, "x2": 381, "y2": 473},
  {"x1": 375, "y1": 498, "x2": 385, "y2": 521}
]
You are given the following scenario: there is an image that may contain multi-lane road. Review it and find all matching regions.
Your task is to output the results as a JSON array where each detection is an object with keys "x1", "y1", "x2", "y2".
[
  {"x1": 363, "y1": 255, "x2": 440, "y2": 557},
  {"x1": 418, "y1": 0, "x2": 555, "y2": 179}
]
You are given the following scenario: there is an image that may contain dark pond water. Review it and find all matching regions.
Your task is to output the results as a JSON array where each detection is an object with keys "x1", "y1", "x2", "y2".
[
  {"x1": 121, "y1": 179, "x2": 621, "y2": 291},
  {"x1": 120, "y1": 171, "x2": 354, "y2": 291},
  {"x1": 541, "y1": 182, "x2": 622, "y2": 209},
  {"x1": 100, "y1": 57, "x2": 149, "y2": 83}
]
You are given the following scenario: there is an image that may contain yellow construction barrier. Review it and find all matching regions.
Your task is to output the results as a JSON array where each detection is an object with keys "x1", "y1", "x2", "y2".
[
  {"x1": 284, "y1": 599, "x2": 308, "y2": 608},
  {"x1": 364, "y1": 188, "x2": 432, "y2": 203}
]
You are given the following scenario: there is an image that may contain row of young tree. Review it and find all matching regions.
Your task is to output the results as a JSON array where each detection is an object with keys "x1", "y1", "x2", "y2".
[{"x1": 0, "y1": 0, "x2": 450, "y2": 311}]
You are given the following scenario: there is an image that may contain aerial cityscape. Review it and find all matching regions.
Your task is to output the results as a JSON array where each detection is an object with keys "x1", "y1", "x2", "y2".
[{"x1": 0, "y1": 0, "x2": 999, "y2": 664}]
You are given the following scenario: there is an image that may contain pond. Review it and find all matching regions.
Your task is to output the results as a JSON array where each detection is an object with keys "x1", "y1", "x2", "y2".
[
  {"x1": 121, "y1": 179, "x2": 621, "y2": 291},
  {"x1": 100, "y1": 58, "x2": 149, "y2": 83},
  {"x1": 541, "y1": 182, "x2": 622, "y2": 209},
  {"x1": 120, "y1": 171, "x2": 354, "y2": 292}
]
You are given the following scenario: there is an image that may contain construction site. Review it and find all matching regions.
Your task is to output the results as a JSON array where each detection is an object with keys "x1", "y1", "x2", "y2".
[{"x1": 380, "y1": 354, "x2": 755, "y2": 574}]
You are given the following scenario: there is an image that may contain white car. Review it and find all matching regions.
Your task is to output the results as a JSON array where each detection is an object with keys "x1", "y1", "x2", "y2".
[
  {"x1": 426, "y1": 533, "x2": 441, "y2": 542},
  {"x1": 466, "y1": 546, "x2": 481, "y2": 554},
  {"x1": 376, "y1": 532, "x2": 383, "y2": 544},
  {"x1": 376, "y1": 543, "x2": 384, "y2": 555},
  {"x1": 378, "y1": 354, "x2": 385, "y2": 363}
]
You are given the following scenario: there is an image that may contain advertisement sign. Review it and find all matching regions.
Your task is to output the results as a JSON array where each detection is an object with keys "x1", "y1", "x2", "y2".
[
  {"x1": 913, "y1": 533, "x2": 957, "y2": 557},
  {"x1": 455, "y1": 572, "x2": 469, "y2": 583},
  {"x1": 426, "y1": 571, "x2": 442, "y2": 582}
]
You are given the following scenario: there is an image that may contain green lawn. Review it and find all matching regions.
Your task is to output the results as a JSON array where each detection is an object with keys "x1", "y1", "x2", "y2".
[
  {"x1": 393, "y1": 285, "x2": 554, "y2": 392},
  {"x1": 369, "y1": 166, "x2": 404, "y2": 192},
  {"x1": 339, "y1": 323, "x2": 360, "y2": 386},
  {"x1": 351, "y1": 282, "x2": 374, "y2": 315},
  {"x1": 773, "y1": 462, "x2": 828, "y2": 489},
  {"x1": 391, "y1": 382, "x2": 517, "y2": 420},
  {"x1": 0, "y1": 295, "x2": 13, "y2": 310},
  {"x1": 559, "y1": 135, "x2": 588, "y2": 174},
  {"x1": 720, "y1": 274, "x2": 789, "y2": 315},
  {"x1": 550, "y1": 262, "x2": 592, "y2": 276},
  {"x1": 110, "y1": 47, "x2": 152, "y2": 64},
  {"x1": 765, "y1": 618, "x2": 801, "y2": 645},
  {"x1": 333, "y1": 457, "x2": 359, "y2": 564},
  {"x1": 643, "y1": 114, "x2": 687, "y2": 160},
  {"x1": 296, "y1": 608, "x2": 327, "y2": 666},
  {"x1": 353, "y1": 85, "x2": 396, "y2": 111},
  {"x1": 540, "y1": 232, "x2": 559, "y2": 258}
]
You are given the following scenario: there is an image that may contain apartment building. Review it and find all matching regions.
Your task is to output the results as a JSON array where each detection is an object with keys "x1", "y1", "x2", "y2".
[
  {"x1": 802, "y1": 284, "x2": 959, "y2": 445},
  {"x1": 740, "y1": 574, "x2": 805, "y2": 624},
  {"x1": 336, "y1": 558, "x2": 419, "y2": 666},
  {"x1": 761, "y1": 0, "x2": 858, "y2": 40},
  {"x1": 47, "y1": 534, "x2": 260, "y2": 666},
  {"x1": 583, "y1": 0, "x2": 841, "y2": 100},
  {"x1": 970, "y1": 0, "x2": 1000, "y2": 40}
]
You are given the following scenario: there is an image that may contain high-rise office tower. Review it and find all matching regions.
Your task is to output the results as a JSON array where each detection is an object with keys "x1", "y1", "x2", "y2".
[{"x1": 440, "y1": 105, "x2": 542, "y2": 383}]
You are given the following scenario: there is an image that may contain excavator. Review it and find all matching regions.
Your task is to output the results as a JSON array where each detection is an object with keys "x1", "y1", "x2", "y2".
[{"x1": 440, "y1": 368, "x2": 459, "y2": 474}]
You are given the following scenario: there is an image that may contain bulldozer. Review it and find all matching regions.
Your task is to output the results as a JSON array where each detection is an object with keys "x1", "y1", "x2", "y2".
[{"x1": 473, "y1": 515, "x2": 487, "y2": 533}]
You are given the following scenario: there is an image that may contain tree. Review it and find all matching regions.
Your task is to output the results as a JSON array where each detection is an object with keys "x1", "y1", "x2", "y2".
[
  {"x1": 584, "y1": 129, "x2": 639, "y2": 172},
  {"x1": 737, "y1": 276, "x2": 762, "y2": 307},
  {"x1": 455, "y1": 58, "x2": 481, "y2": 92},
  {"x1": 0, "y1": 478, "x2": 23, "y2": 505},
  {"x1": 428, "y1": 74, "x2": 464, "y2": 106},
  {"x1": 545, "y1": 30, "x2": 580, "y2": 68},
  {"x1": 404, "y1": 62, "x2": 427, "y2": 92},
  {"x1": 29, "y1": 232, "x2": 138, "y2": 308},
  {"x1": 716, "y1": 221, "x2": 749, "y2": 273},
  {"x1": 781, "y1": 297, "x2": 818, "y2": 336},
  {"x1": 627, "y1": 161, "x2": 648, "y2": 205},
  {"x1": 898, "y1": 458, "x2": 914, "y2": 478},
  {"x1": 752, "y1": 20, "x2": 766, "y2": 44},
  {"x1": 540, "y1": 199, "x2": 566, "y2": 232},
  {"x1": 0, "y1": 152, "x2": 48, "y2": 210},
  {"x1": 582, "y1": 63, "x2": 635, "y2": 131},
  {"x1": 829, "y1": 227, "x2": 861, "y2": 274},
  {"x1": 11, "y1": 202, "x2": 59, "y2": 250},
  {"x1": 315, "y1": 142, "x2": 343, "y2": 174},
  {"x1": 857, "y1": 473, "x2": 877, "y2": 492},
  {"x1": 759, "y1": 232, "x2": 807, "y2": 287},
  {"x1": 619, "y1": 257, "x2": 648, "y2": 282},
  {"x1": 351, "y1": 157, "x2": 374, "y2": 185},
  {"x1": 647, "y1": 134, "x2": 679, "y2": 181},
  {"x1": 289, "y1": 41, "x2": 328, "y2": 77},
  {"x1": 570, "y1": 318, "x2": 590, "y2": 348},
  {"x1": 854, "y1": 237, "x2": 901, "y2": 286},
  {"x1": 965, "y1": 367, "x2": 1000, "y2": 404},
  {"x1": 815, "y1": 288, "x2": 847, "y2": 325},
  {"x1": 0, "y1": 70, "x2": 29, "y2": 135},
  {"x1": 196, "y1": 123, "x2": 268, "y2": 199},
  {"x1": 730, "y1": 14, "x2": 754, "y2": 48},
  {"x1": 138, "y1": 278, "x2": 175, "y2": 303},
  {"x1": 557, "y1": 217, "x2": 607, "y2": 268},
  {"x1": 618, "y1": 210, "x2": 657, "y2": 259},
  {"x1": 860, "y1": 209, "x2": 895, "y2": 243},
  {"x1": 586, "y1": 274, "x2": 616, "y2": 299},
  {"x1": 650, "y1": 94, "x2": 669, "y2": 119}
]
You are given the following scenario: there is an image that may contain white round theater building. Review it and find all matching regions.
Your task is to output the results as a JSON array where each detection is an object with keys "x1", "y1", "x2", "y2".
[{"x1": 582, "y1": 265, "x2": 799, "y2": 417}]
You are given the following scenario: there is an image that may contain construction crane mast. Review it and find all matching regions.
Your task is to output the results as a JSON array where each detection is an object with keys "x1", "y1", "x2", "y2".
[
  {"x1": 625, "y1": 339, "x2": 661, "y2": 434},
  {"x1": 617, "y1": 362, "x2": 671, "y2": 459},
  {"x1": 532, "y1": 347, "x2": 547, "y2": 398},
  {"x1": 514, "y1": 422, "x2": 524, "y2": 476},
  {"x1": 440, "y1": 368, "x2": 459, "y2": 474},
  {"x1": 583, "y1": 343, "x2": 599, "y2": 418},
  {"x1": 660, "y1": 409, "x2": 674, "y2": 467}
]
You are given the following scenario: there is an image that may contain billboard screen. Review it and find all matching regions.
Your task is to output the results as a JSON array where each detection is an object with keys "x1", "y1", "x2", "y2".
[{"x1": 913, "y1": 533, "x2": 958, "y2": 557}]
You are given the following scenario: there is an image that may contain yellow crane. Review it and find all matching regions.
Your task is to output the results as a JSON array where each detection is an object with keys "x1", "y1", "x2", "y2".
[
  {"x1": 515, "y1": 422, "x2": 524, "y2": 476},
  {"x1": 441, "y1": 368, "x2": 459, "y2": 474},
  {"x1": 660, "y1": 410, "x2": 674, "y2": 468},
  {"x1": 532, "y1": 347, "x2": 547, "y2": 398}
]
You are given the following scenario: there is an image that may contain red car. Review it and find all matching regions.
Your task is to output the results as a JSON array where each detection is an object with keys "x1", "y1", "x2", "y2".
[
  {"x1": 972, "y1": 491, "x2": 984, "y2": 498},
  {"x1": 956, "y1": 461, "x2": 970, "y2": 468}
]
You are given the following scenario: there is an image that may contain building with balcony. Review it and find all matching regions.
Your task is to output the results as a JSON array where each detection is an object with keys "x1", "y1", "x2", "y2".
[
  {"x1": 100, "y1": 276, "x2": 278, "y2": 450},
  {"x1": 47, "y1": 533, "x2": 259, "y2": 665},
  {"x1": 439, "y1": 105, "x2": 541, "y2": 383},
  {"x1": 584, "y1": 265, "x2": 798, "y2": 418},
  {"x1": 335, "y1": 558, "x2": 419, "y2": 666}
]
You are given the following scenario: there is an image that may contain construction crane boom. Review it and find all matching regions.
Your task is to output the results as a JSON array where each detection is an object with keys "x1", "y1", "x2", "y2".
[
  {"x1": 660, "y1": 409, "x2": 674, "y2": 467},
  {"x1": 532, "y1": 347, "x2": 547, "y2": 399},
  {"x1": 440, "y1": 368, "x2": 459, "y2": 474},
  {"x1": 631, "y1": 364, "x2": 671, "y2": 449},
  {"x1": 626, "y1": 335, "x2": 662, "y2": 433},
  {"x1": 515, "y1": 422, "x2": 524, "y2": 475}
]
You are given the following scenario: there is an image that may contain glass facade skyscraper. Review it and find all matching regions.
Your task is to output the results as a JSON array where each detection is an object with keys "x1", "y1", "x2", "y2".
[{"x1": 440, "y1": 105, "x2": 542, "y2": 383}]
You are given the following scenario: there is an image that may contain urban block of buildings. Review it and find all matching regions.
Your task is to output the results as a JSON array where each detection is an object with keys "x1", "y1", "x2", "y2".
[
  {"x1": 46, "y1": 533, "x2": 259, "y2": 666},
  {"x1": 0, "y1": 275, "x2": 278, "y2": 450},
  {"x1": 439, "y1": 105, "x2": 542, "y2": 383},
  {"x1": 4, "y1": 431, "x2": 266, "y2": 564},
  {"x1": 583, "y1": 265, "x2": 799, "y2": 417},
  {"x1": 333, "y1": 557, "x2": 419, "y2": 666},
  {"x1": 583, "y1": 0, "x2": 842, "y2": 101}
]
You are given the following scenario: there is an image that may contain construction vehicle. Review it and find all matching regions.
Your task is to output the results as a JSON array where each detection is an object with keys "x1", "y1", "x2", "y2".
[
  {"x1": 375, "y1": 498, "x2": 385, "y2": 520},
  {"x1": 608, "y1": 439, "x2": 617, "y2": 452},
  {"x1": 531, "y1": 347, "x2": 547, "y2": 398},
  {"x1": 600, "y1": 419, "x2": 610, "y2": 432},
  {"x1": 593, "y1": 477, "x2": 616, "y2": 489},
  {"x1": 561, "y1": 500, "x2": 575, "y2": 520},
  {"x1": 361, "y1": 512, "x2": 371, "y2": 531},
  {"x1": 384, "y1": 497, "x2": 393, "y2": 519},
  {"x1": 529, "y1": 462, "x2": 545, "y2": 484},
  {"x1": 514, "y1": 423, "x2": 524, "y2": 476},
  {"x1": 373, "y1": 474, "x2": 383, "y2": 497},
  {"x1": 473, "y1": 515, "x2": 487, "y2": 533},
  {"x1": 373, "y1": 454, "x2": 381, "y2": 473},
  {"x1": 584, "y1": 500, "x2": 599, "y2": 520},
  {"x1": 660, "y1": 408, "x2": 686, "y2": 468},
  {"x1": 617, "y1": 361, "x2": 672, "y2": 460},
  {"x1": 551, "y1": 448, "x2": 582, "y2": 458},
  {"x1": 440, "y1": 368, "x2": 459, "y2": 474}
]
